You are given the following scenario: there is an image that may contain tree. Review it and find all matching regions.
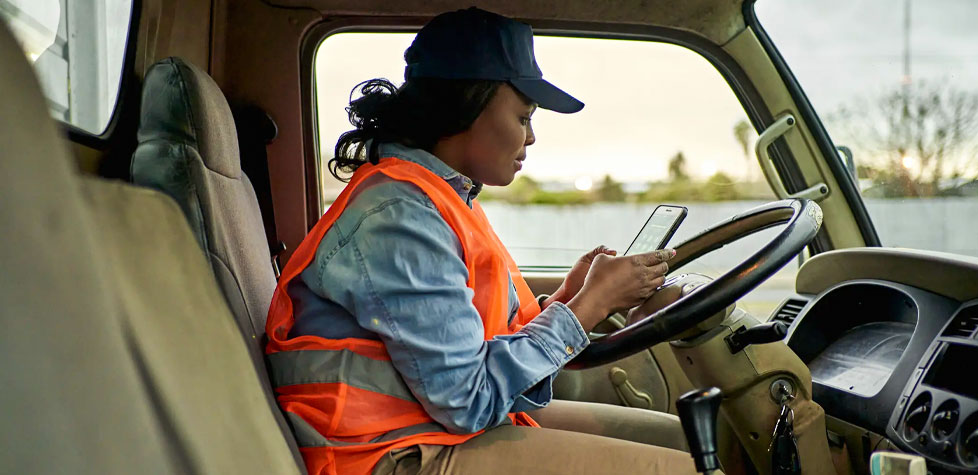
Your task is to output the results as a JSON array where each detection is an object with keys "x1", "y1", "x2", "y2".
[
  {"x1": 594, "y1": 174, "x2": 626, "y2": 202},
  {"x1": 667, "y1": 152, "x2": 689, "y2": 182},
  {"x1": 733, "y1": 119, "x2": 754, "y2": 180},
  {"x1": 704, "y1": 172, "x2": 741, "y2": 201},
  {"x1": 828, "y1": 81, "x2": 978, "y2": 197},
  {"x1": 504, "y1": 175, "x2": 540, "y2": 203}
]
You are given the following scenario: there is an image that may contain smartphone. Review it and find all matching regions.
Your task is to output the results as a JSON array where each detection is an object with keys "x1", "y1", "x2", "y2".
[{"x1": 624, "y1": 205, "x2": 688, "y2": 256}]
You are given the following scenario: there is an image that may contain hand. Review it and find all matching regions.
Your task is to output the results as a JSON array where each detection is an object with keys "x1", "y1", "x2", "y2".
[
  {"x1": 566, "y1": 248, "x2": 675, "y2": 332},
  {"x1": 543, "y1": 245, "x2": 617, "y2": 308}
]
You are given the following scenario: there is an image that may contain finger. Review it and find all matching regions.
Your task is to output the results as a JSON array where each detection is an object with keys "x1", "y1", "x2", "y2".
[
  {"x1": 637, "y1": 248, "x2": 676, "y2": 266},
  {"x1": 657, "y1": 248, "x2": 677, "y2": 262},
  {"x1": 651, "y1": 262, "x2": 669, "y2": 276},
  {"x1": 639, "y1": 276, "x2": 666, "y2": 299}
]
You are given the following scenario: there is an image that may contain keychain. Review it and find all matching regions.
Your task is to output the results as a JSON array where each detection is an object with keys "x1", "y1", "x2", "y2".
[{"x1": 770, "y1": 385, "x2": 801, "y2": 475}]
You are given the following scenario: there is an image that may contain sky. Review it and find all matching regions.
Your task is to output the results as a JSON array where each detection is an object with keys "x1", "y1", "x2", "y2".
[
  {"x1": 756, "y1": 0, "x2": 978, "y2": 111},
  {"x1": 315, "y1": 34, "x2": 756, "y2": 193},
  {"x1": 309, "y1": 0, "x2": 978, "y2": 194},
  {"x1": 757, "y1": 0, "x2": 978, "y2": 176}
]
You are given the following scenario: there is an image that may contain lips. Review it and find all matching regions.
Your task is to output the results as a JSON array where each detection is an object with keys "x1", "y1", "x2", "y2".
[{"x1": 514, "y1": 156, "x2": 525, "y2": 171}]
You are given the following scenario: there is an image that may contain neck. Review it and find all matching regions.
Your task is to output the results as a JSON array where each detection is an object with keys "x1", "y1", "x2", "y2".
[{"x1": 431, "y1": 137, "x2": 470, "y2": 177}]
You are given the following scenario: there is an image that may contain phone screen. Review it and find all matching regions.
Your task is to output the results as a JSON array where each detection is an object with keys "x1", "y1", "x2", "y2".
[{"x1": 624, "y1": 205, "x2": 688, "y2": 256}]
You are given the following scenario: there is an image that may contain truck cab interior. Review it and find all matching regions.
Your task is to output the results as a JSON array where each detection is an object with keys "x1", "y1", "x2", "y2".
[{"x1": 2, "y1": 0, "x2": 977, "y2": 474}]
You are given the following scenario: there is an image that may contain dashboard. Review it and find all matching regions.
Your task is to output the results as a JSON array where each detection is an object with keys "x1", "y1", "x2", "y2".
[{"x1": 773, "y1": 248, "x2": 978, "y2": 473}]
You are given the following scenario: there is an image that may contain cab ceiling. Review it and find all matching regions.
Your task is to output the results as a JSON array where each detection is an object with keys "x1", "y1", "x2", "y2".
[{"x1": 267, "y1": 0, "x2": 747, "y2": 45}]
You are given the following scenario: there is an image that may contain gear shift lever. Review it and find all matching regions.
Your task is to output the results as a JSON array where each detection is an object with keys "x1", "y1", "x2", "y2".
[{"x1": 677, "y1": 387, "x2": 723, "y2": 474}]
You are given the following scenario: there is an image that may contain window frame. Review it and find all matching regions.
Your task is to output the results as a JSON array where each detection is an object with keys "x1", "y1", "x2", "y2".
[
  {"x1": 745, "y1": 0, "x2": 882, "y2": 247},
  {"x1": 299, "y1": 15, "x2": 827, "y2": 254}
]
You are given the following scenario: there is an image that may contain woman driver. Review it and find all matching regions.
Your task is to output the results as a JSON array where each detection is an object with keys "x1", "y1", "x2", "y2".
[{"x1": 265, "y1": 7, "x2": 697, "y2": 474}]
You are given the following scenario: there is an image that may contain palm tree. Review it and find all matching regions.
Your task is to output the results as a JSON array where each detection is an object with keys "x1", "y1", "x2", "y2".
[{"x1": 733, "y1": 119, "x2": 753, "y2": 181}]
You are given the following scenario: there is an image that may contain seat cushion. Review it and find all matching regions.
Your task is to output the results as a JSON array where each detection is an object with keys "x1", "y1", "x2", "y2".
[{"x1": 80, "y1": 177, "x2": 301, "y2": 474}]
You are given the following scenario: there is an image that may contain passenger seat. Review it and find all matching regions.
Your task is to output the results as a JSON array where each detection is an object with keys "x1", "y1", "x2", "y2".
[{"x1": 0, "y1": 21, "x2": 301, "y2": 474}]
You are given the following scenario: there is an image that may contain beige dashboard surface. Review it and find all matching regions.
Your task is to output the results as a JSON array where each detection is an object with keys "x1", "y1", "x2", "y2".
[{"x1": 796, "y1": 248, "x2": 978, "y2": 301}]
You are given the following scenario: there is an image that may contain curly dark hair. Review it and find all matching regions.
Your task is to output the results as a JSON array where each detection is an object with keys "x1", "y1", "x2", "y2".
[{"x1": 328, "y1": 77, "x2": 503, "y2": 182}]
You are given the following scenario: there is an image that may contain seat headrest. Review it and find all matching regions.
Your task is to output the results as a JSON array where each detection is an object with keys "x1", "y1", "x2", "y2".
[{"x1": 138, "y1": 57, "x2": 241, "y2": 178}]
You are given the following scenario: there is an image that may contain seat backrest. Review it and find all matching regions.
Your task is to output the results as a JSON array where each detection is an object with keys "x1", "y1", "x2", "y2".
[
  {"x1": 0, "y1": 21, "x2": 301, "y2": 474},
  {"x1": 131, "y1": 57, "x2": 276, "y2": 345}
]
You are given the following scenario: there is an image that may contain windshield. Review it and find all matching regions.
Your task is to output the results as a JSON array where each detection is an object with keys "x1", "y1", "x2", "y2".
[{"x1": 754, "y1": 0, "x2": 978, "y2": 258}]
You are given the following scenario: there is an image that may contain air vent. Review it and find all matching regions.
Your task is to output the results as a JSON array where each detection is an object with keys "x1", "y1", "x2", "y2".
[
  {"x1": 773, "y1": 298, "x2": 808, "y2": 326},
  {"x1": 943, "y1": 305, "x2": 978, "y2": 338}
]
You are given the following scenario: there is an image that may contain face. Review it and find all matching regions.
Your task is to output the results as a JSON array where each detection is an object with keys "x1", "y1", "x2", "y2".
[{"x1": 439, "y1": 84, "x2": 537, "y2": 186}]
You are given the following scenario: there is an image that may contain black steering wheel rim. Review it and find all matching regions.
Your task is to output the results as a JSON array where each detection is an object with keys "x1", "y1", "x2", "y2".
[{"x1": 567, "y1": 199, "x2": 822, "y2": 369}]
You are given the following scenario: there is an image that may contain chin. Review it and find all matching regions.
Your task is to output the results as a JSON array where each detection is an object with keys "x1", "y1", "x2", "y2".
[{"x1": 488, "y1": 174, "x2": 517, "y2": 187}]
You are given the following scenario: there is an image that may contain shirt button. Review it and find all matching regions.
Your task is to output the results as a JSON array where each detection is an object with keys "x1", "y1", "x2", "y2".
[
  {"x1": 565, "y1": 345, "x2": 575, "y2": 355},
  {"x1": 463, "y1": 182, "x2": 473, "y2": 191}
]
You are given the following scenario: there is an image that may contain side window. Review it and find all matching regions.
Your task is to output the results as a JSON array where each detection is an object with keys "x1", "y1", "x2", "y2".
[
  {"x1": 0, "y1": 0, "x2": 133, "y2": 134},
  {"x1": 755, "y1": 0, "x2": 978, "y2": 258},
  {"x1": 315, "y1": 33, "x2": 791, "y2": 317}
]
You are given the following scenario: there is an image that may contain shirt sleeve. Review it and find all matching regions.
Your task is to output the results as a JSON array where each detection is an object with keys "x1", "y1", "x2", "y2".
[{"x1": 324, "y1": 196, "x2": 589, "y2": 434}]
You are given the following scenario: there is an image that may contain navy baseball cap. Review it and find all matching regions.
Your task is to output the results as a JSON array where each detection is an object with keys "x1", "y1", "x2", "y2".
[{"x1": 405, "y1": 7, "x2": 584, "y2": 114}]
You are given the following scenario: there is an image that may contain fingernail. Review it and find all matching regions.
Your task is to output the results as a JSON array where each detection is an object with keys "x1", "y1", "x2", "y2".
[{"x1": 667, "y1": 248, "x2": 677, "y2": 258}]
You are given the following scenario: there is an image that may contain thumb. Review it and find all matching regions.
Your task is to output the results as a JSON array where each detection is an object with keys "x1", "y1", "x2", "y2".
[{"x1": 583, "y1": 245, "x2": 604, "y2": 261}]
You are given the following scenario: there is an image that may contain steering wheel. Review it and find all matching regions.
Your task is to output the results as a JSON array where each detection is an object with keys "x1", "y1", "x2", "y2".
[{"x1": 566, "y1": 199, "x2": 822, "y2": 370}]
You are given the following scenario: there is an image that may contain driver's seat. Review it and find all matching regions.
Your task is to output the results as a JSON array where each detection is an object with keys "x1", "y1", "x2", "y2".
[
  {"x1": 131, "y1": 57, "x2": 275, "y2": 346},
  {"x1": 129, "y1": 57, "x2": 303, "y2": 466}
]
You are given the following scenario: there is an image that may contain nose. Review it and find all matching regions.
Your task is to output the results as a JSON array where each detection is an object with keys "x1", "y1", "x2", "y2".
[{"x1": 525, "y1": 121, "x2": 535, "y2": 146}]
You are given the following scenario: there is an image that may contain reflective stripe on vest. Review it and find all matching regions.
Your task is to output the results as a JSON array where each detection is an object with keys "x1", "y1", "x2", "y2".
[
  {"x1": 264, "y1": 157, "x2": 543, "y2": 475},
  {"x1": 268, "y1": 349, "x2": 417, "y2": 401}
]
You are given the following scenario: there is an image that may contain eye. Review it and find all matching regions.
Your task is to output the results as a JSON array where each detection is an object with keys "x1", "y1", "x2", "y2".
[{"x1": 520, "y1": 116, "x2": 531, "y2": 126}]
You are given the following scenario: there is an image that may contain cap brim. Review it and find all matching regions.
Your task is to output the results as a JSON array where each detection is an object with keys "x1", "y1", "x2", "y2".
[{"x1": 509, "y1": 78, "x2": 584, "y2": 114}]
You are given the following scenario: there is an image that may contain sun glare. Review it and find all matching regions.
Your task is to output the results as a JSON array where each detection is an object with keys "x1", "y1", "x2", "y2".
[
  {"x1": 699, "y1": 161, "x2": 718, "y2": 177},
  {"x1": 901, "y1": 155, "x2": 918, "y2": 170},
  {"x1": 574, "y1": 176, "x2": 593, "y2": 191}
]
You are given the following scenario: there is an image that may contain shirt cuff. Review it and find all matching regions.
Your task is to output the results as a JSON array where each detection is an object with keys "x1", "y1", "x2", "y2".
[
  {"x1": 512, "y1": 376, "x2": 554, "y2": 412},
  {"x1": 521, "y1": 302, "x2": 590, "y2": 367}
]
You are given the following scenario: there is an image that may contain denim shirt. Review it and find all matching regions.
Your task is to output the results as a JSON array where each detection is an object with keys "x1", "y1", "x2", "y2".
[{"x1": 287, "y1": 142, "x2": 589, "y2": 434}]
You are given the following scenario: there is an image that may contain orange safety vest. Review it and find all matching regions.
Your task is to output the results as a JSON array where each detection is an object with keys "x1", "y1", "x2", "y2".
[{"x1": 265, "y1": 157, "x2": 543, "y2": 475}]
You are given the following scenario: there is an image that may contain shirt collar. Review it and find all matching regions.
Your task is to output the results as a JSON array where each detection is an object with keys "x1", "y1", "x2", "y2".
[{"x1": 377, "y1": 142, "x2": 483, "y2": 204}]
